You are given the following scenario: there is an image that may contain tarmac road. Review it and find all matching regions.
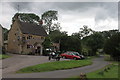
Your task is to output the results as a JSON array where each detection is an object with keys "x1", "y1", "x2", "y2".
[{"x1": 2, "y1": 54, "x2": 110, "y2": 78}]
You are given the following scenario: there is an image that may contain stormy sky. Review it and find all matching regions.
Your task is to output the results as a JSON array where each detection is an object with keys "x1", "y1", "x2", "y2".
[{"x1": 0, "y1": 0, "x2": 119, "y2": 35}]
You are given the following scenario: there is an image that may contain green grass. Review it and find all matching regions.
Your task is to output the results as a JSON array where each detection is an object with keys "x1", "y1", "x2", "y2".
[
  {"x1": 0, "y1": 54, "x2": 10, "y2": 59},
  {"x1": 17, "y1": 59, "x2": 92, "y2": 73},
  {"x1": 67, "y1": 62, "x2": 119, "y2": 80},
  {"x1": 86, "y1": 63, "x2": 119, "y2": 78},
  {"x1": 104, "y1": 54, "x2": 114, "y2": 61}
]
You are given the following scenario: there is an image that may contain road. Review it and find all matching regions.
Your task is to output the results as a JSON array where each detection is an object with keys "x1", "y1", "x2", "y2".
[{"x1": 2, "y1": 54, "x2": 110, "y2": 78}]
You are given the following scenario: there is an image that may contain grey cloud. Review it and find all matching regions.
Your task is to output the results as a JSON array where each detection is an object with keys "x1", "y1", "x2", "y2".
[
  {"x1": 8, "y1": 2, "x2": 118, "y2": 20},
  {"x1": 9, "y1": 2, "x2": 32, "y2": 11},
  {"x1": 2, "y1": 2, "x2": 118, "y2": 32},
  {"x1": 51, "y1": 2, "x2": 118, "y2": 22}
]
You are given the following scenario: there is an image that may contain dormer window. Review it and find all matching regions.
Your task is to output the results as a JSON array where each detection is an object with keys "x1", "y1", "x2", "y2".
[
  {"x1": 27, "y1": 35, "x2": 32, "y2": 39},
  {"x1": 17, "y1": 36, "x2": 20, "y2": 41}
]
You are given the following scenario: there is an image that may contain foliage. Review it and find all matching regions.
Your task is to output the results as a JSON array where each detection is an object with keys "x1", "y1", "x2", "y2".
[
  {"x1": 104, "y1": 32, "x2": 120, "y2": 61},
  {"x1": 43, "y1": 30, "x2": 81, "y2": 53},
  {"x1": 60, "y1": 36, "x2": 81, "y2": 53},
  {"x1": 0, "y1": 54, "x2": 10, "y2": 59},
  {"x1": 2, "y1": 27, "x2": 9, "y2": 40},
  {"x1": 100, "y1": 30, "x2": 118, "y2": 40},
  {"x1": 72, "y1": 33, "x2": 81, "y2": 39},
  {"x1": 83, "y1": 32, "x2": 104, "y2": 56},
  {"x1": 41, "y1": 10, "x2": 58, "y2": 34},
  {"x1": 49, "y1": 30, "x2": 67, "y2": 43},
  {"x1": 12, "y1": 13, "x2": 40, "y2": 23},
  {"x1": 42, "y1": 37, "x2": 52, "y2": 48},
  {"x1": 79, "y1": 25, "x2": 94, "y2": 38},
  {"x1": 17, "y1": 59, "x2": 92, "y2": 73}
]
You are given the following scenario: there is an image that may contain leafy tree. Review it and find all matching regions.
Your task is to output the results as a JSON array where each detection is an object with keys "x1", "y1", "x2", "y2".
[
  {"x1": 12, "y1": 13, "x2": 40, "y2": 23},
  {"x1": 51, "y1": 22, "x2": 61, "y2": 31},
  {"x1": 2, "y1": 27, "x2": 9, "y2": 40},
  {"x1": 42, "y1": 37, "x2": 52, "y2": 48},
  {"x1": 100, "y1": 30, "x2": 118, "y2": 40},
  {"x1": 41, "y1": 10, "x2": 58, "y2": 34},
  {"x1": 79, "y1": 25, "x2": 94, "y2": 38},
  {"x1": 72, "y1": 32, "x2": 81, "y2": 39},
  {"x1": 85, "y1": 32, "x2": 104, "y2": 56},
  {"x1": 60, "y1": 36, "x2": 81, "y2": 53},
  {"x1": 104, "y1": 32, "x2": 120, "y2": 61},
  {"x1": 44, "y1": 30, "x2": 81, "y2": 53},
  {"x1": 49, "y1": 30, "x2": 67, "y2": 43}
]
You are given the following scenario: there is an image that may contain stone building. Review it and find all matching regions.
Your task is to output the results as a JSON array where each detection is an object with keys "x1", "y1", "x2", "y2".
[{"x1": 7, "y1": 18, "x2": 47, "y2": 55}]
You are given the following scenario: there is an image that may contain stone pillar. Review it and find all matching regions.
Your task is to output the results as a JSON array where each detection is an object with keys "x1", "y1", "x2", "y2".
[{"x1": 40, "y1": 45, "x2": 43, "y2": 55}]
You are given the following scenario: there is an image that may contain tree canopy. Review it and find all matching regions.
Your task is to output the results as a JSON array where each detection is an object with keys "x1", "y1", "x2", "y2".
[
  {"x1": 104, "y1": 32, "x2": 120, "y2": 61},
  {"x1": 12, "y1": 13, "x2": 40, "y2": 23},
  {"x1": 41, "y1": 10, "x2": 59, "y2": 34}
]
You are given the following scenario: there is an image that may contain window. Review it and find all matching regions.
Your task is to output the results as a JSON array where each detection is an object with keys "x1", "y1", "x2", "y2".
[
  {"x1": 22, "y1": 37, "x2": 25, "y2": 40},
  {"x1": 41, "y1": 37, "x2": 44, "y2": 40},
  {"x1": 27, "y1": 36, "x2": 32, "y2": 39},
  {"x1": 27, "y1": 45, "x2": 30, "y2": 49},
  {"x1": 17, "y1": 36, "x2": 20, "y2": 41},
  {"x1": 22, "y1": 37, "x2": 26, "y2": 42}
]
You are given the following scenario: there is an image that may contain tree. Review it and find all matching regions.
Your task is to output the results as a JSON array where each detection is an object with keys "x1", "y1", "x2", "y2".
[
  {"x1": 60, "y1": 36, "x2": 81, "y2": 53},
  {"x1": 45, "y1": 30, "x2": 81, "y2": 53},
  {"x1": 49, "y1": 30, "x2": 67, "y2": 43},
  {"x1": 2, "y1": 27, "x2": 9, "y2": 40},
  {"x1": 79, "y1": 25, "x2": 94, "y2": 38},
  {"x1": 72, "y1": 32, "x2": 81, "y2": 39},
  {"x1": 85, "y1": 32, "x2": 104, "y2": 56},
  {"x1": 104, "y1": 32, "x2": 120, "y2": 61},
  {"x1": 41, "y1": 10, "x2": 58, "y2": 34},
  {"x1": 42, "y1": 37, "x2": 52, "y2": 49},
  {"x1": 100, "y1": 30, "x2": 118, "y2": 40},
  {"x1": 51, "y1": 22, "x2": 61, "y2": 31},
  {"x1": 12, "y1": 13, "x2": 40, "y2": 23}
]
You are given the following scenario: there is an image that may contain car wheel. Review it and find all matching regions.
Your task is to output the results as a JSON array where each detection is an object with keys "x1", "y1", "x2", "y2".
[{"x1": 73, "y1": 57, "x2": 77, "y2": 60}]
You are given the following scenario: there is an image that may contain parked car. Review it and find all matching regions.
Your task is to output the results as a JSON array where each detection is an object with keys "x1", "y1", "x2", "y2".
[
  {"x1": 60, "y1": 51, "x2": 85, "y2": 60},
  {"x1": 72, "y1": 52, "x2": 85, "y2": 59}
]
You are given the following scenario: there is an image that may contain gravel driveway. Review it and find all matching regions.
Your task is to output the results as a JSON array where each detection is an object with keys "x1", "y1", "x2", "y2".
[
  {"x1": 2, "y1": 54, "x2": 110, "y2": 78},
  {"x1": 2, "y1": 54, "x2": 60, "y2": 75}
]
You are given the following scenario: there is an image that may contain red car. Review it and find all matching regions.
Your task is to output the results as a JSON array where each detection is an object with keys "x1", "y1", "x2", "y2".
[{"x1": 60, "y1": 52, "x2": 81, "y2": 60}]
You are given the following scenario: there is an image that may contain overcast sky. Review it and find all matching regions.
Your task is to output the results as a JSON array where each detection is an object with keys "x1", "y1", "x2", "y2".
[{"x1": 0, "y1": 0, "x2": 119, "y2": 35}]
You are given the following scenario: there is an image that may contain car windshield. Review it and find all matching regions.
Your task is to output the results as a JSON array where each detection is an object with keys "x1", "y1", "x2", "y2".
[{"x1": 72, "y1": 52, "x2": 80, "y2": 56}]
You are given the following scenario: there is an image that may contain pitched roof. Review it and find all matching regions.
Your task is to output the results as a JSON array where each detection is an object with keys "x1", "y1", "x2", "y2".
[{"x1": 19, "y1": 21, "x2": 47, "y2": 36}]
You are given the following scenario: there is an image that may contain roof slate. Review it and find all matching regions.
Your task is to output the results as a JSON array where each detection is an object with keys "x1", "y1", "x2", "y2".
[{"x1": 19, "y1": 21, "x2": 47, "y2": 36}]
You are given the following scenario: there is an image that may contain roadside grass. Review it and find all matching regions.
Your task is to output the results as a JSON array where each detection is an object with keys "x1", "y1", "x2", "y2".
[
  {"x1": 104, "y1": 54, "x2": 114, "y2": 61},
  {"x1": 66, "y1": 62, "x2": 119, "y2": 80},
  {"x1": 0, "y1": 54, "x2": 10, "y2": 59},
  {"x1": 17, "y1": 59, "x2": 92, "y2": 73},
  {"x1": 86, "y1": 62, "x2": 119, "y2": 78}
]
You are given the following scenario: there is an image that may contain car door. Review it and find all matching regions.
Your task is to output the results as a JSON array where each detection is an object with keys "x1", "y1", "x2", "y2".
[{"x1": 68, "y1": 53, "x2": 74, "y2": 59}]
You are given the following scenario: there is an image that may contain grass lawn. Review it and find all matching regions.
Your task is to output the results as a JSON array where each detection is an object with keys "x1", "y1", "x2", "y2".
[
  {"x1": 17, "y1": 59, "x2": 92, "y2": 73},
  {"x1": 0, "y1": 54, "x2": 10, "y2": 59},
  {"x1": 67, "y1": 62, "x2": 119, "y2": 80}
]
